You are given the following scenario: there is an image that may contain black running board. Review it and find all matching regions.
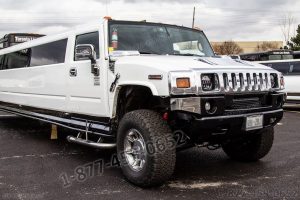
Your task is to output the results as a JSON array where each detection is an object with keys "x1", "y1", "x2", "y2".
[{"x1": 0, "y1": 105, "x2": 113, "y2": 138}]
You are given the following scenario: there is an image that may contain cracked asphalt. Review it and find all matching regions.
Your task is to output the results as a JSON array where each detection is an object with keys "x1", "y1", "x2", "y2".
[{"x1": 0, "y1": 110, "x2": 299, "y2": 200}]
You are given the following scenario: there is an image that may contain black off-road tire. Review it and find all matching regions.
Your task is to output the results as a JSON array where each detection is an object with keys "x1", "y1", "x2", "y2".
[
  {"x1": 222, "y1": 127, "x2": 274, "y2": 162},
  {"x1": 117, "y1": 110, "x2": 176, "y2": 187}
]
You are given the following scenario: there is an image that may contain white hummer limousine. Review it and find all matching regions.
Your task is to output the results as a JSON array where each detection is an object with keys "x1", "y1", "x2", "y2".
[{"x1": 0, "y1": 18, "x2": 285, "y2": 187}]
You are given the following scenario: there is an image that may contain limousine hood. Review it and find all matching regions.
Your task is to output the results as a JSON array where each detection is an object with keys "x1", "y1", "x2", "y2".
[
  {"x1": 115, "y1": 55, "x2": 273, "y2": 72},
  {"x1": 114, "y1": 55, "x2": 278, "y2": 96}
]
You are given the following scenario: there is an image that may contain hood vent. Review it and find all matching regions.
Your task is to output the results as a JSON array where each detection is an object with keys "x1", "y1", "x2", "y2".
[
  {"x1": 233, "y1": 59, "x2": 254, "y2": 66},
  {"x1": 196, "y1": 58, "x2": 218, "y2": 65}
]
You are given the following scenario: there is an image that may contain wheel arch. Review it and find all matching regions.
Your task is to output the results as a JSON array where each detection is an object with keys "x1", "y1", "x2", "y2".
[{"x1": 111, "y1": 84, "x2": 169, "y2": 127}]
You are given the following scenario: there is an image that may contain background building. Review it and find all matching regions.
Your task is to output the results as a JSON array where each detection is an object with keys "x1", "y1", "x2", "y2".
[{"x1": 211, "y1": 41, "x2": 284, "y2": 53}]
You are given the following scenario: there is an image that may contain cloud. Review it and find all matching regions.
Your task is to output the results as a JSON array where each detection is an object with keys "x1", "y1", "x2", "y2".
[
  {"x1": 120, "y1": 0, "x2": 197, "y2": 3},
  {"x1": 0, "y1": 0, "x2": 299, "y2": 41}
]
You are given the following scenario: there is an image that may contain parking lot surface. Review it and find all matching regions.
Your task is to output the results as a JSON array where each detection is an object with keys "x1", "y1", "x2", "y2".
[{"x1": 0, "y1": 111, "x2": 299, "y2": 200}]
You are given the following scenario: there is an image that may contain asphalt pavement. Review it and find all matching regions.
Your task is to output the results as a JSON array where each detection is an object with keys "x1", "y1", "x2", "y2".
[{"x1": 0, "y1": 110, "x2": 299, "y2": 200}]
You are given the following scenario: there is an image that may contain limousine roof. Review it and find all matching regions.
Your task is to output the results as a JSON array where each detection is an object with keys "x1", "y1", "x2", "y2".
[{"x1": 0, "y1": 22, "x2": 103, "y2": 56}]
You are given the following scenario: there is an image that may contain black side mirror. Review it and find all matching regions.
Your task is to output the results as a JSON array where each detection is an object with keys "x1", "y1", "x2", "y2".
[{"x1": 75, "y1": 44, "x2": 99, "y2": 75}]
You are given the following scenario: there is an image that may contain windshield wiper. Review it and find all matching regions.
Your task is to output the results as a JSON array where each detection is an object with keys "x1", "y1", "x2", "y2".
[{"x1": 139, "y1": 51, "x2": 160, "y2": 55}]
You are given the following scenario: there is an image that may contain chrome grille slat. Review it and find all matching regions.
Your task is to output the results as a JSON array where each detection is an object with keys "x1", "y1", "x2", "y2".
[
  {"x1": 218, "y1": 73, "x2": 225, "y2": 90},
  {"x1": 242, "y1": 72, "x2": 247, "y2": 91},
  {"x1": 235, "y1": 73, "x2": 241, "y2": 92},
  {"x1": 245, "y1": 73, "x2": 251, "y2": 91},
  {"x1": 227, "y1": 73, "x2": 233, "y2": 92},
  {"x1": 259, "y1": 73, "x2": 265, "y2": 90},
  {"x1": 249, "y1": 73, "x2": 255, "y2": 91}
]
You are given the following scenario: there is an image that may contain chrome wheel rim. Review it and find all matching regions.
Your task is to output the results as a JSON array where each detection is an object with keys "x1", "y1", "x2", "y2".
[{"x1": 124, "y1": 129, "x2": 146, "y2": 172}]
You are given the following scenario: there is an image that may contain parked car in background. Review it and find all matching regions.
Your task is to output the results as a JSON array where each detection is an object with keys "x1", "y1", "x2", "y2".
[
  {"x1": 0, "y1": 33, "x2": 44, "y2": 49},
  {"x1": 294, "y1": 51, "x2": 300, "y2": 59},
  {"x1": 240, "y1": 50, "x2": 294, "y2": 62},
  {"x1": 241, "y1": 50, "x2": 300, "y2": 103}
]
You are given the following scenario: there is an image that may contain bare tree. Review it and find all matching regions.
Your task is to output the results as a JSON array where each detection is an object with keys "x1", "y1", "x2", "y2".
[
  {"x1": 213, "y1": 41, "x2": 243, "y2": 55},
  {"x1": 256, "y1": 42, "x2": 280, "y2": 51},
  {"x1": 279, "y1": 13, "x2": 295, "y2": 46}
]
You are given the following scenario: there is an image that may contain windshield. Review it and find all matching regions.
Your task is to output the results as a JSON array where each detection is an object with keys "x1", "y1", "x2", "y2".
[{"x1": 109, "y1": 22, "x2": 215, "y2": 57}]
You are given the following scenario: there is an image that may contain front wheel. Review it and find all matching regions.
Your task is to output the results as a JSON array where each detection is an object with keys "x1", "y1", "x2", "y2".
[
  {"x1": 222, "y1": 127, "x2": 274, "y2": 162},
  {"x1": 117, "y1": 110, "x2": 176, "y2": 187}
]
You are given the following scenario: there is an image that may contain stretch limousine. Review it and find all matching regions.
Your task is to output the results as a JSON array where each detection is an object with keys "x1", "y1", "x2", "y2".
[{"x1": 0, "y1": 18, "x2": 285, "y2": 187}]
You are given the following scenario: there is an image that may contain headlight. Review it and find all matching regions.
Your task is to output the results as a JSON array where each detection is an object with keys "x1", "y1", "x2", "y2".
[{"x1": 201, "y1": 73, "x2": 219, "y2": 91}]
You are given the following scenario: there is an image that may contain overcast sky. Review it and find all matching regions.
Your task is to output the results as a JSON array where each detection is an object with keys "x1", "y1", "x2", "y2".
[{"x1": 0, "y1": 0, "x2": 299, "y2": 41}]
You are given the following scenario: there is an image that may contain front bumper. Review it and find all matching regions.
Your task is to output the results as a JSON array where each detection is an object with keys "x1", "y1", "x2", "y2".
[
  {"x1": 170, "y1": 92, "x2": 285, "y2": 116},
  {"x1": 170, "y1": 93, "x2": 285, "y2": 141},
  {"x1": 190, "y1": 109, "x2": 283, "y2": 133},
  {"x1": 185, "y1": 109, "x2": 283, "y2": 143}
]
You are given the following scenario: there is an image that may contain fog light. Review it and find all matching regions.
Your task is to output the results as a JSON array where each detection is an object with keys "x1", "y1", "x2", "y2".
[
  {"x1": 205, "y1": 102, "x2": 211, "y2": 111},
  {"x1": 270, "y1": 118, "x2": 276, "y2": 124},
  {"x1": 204, "y1": 101, "x2": 218, "y2": 115}
]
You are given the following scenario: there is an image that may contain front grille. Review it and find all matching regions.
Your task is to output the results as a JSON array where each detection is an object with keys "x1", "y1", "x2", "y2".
[
  {"x1": 222, "y1": 72, "x2": 270, "y2": 92},
  {"x1": 229, "y1": 97, "x2": 262, "y2": 110},
  {"x1": 196, "y1": 70, "x2": 281, "y2": 94}
]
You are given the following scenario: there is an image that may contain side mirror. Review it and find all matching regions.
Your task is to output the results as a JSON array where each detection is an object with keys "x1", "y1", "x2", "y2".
[{"x1": 75, "y1": 44, "x2": 99, "y2": 75}]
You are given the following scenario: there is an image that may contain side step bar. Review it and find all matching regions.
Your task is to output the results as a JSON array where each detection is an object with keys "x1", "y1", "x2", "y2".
[{"x1": 67, "y1": 136, "x2": 116, "y2": 149}]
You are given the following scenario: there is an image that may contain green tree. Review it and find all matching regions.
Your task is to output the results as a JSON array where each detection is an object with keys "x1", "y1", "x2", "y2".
[{"x1": 290, "y1": 25, "x2": 300, "y2": 51}]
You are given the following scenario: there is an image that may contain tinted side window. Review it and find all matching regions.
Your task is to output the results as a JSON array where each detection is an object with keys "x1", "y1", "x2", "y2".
[
  {"x1": 30, "y1": 39, "x2": 67, "y2": 67},
  {"x1": 0, "y1": 55, "x2": 4, "y2": 69},
  {"x1": 5, "y1": 50, "x2": 30, "y2": 69},
  {"x1": 291, "y1": 62, "x2": 300, "y2": 74},
  {"x1": 263, "y1": 62, "x2": 290, "y2": 75},
  {"x1": 75, "y1": 32, "x2": 99, "y2": 59}
]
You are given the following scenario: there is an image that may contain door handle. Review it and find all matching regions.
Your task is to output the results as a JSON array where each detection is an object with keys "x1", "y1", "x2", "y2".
[{"x1": 70, "y1": 68, "x2": 77, "y2": 77}]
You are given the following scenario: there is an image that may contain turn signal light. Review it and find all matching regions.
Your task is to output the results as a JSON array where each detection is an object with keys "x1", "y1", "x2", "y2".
[
  {"x1": 176, "y1": 78, "x2": 190, "y2": 88},
  {"x1": 104, "y1": 16, "x2": 112, "y2": 20},
  {"x1": 280, "y1": 75, "x2": 285, "y2": 87}
]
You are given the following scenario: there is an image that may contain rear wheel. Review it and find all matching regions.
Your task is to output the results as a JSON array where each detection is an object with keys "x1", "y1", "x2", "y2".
[
  {"x1": 222, "y1": 127, "x2": 274, "y2": 162},
  {"x1": 117, "y1": 110, "x2": 176, "y2": 187}
]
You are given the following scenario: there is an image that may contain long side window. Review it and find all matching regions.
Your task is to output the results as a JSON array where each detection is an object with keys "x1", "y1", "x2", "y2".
[
  {"x1": 0, "y1": 39, "x2": 68, "y2": 70},
  {"x1": 75, "y1": 32, "x2": 100, "y2": 60},
  {"x1": 30, "y1": 39, "x2": 68, "y2": 67},
  {"x1": 6, "y1": 49, "x2": 30, "y2": 69}
]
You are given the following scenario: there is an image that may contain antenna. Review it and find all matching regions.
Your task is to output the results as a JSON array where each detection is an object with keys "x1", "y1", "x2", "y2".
[
  {"x1": 192, "y1": 7, "x2": 195, "y2": 28},
  {"x1": 106, "y1": 0, "x2": 109, "y2": 16}
]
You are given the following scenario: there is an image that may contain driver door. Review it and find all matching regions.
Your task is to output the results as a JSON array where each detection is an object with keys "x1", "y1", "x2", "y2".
[{"x1": 67, "y1": 30, "x2": 108, "y2": 118}]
